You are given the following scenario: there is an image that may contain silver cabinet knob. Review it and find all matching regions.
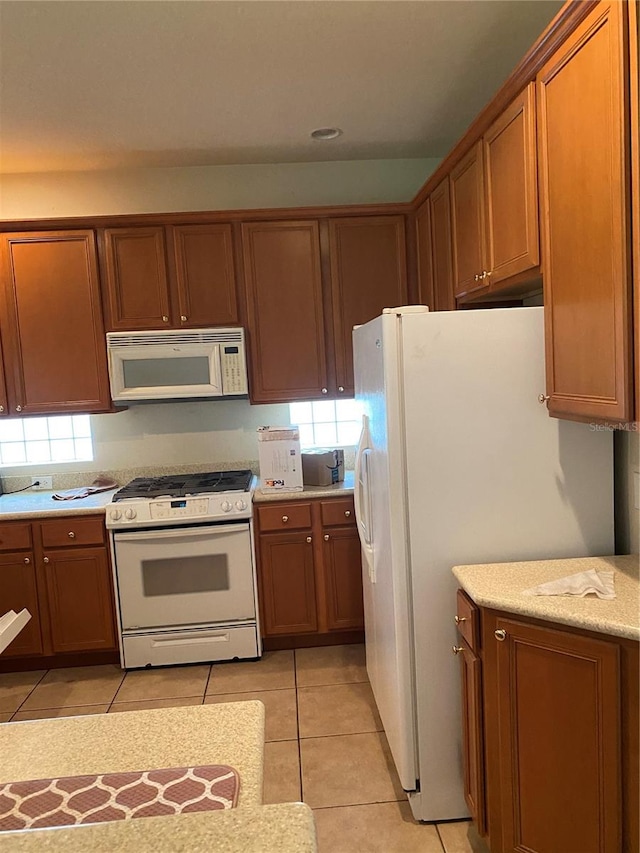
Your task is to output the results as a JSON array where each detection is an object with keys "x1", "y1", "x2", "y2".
[
  {"x1": 485, "y1": 270, "x2": 492, "y2": 277},
  {"x1": 0, "y1": 405, "x2": 4, "y2": 413},
  {"x1": 495, "y1": 629, "x2": 507, "y2": 642},
  {"x1": 181, "y1": 315, "x2": 187, "y2": 322},
  {"x1": 338, "y1": 386, "x2": 344, "y2": 393},
  {"x1": 68, "y1": 531, "x2": 76, "y2": 538},
  {"x1": 321, "y1": 388, "x2": 328, "y2": 395},
  {"x1": 43, "y1": 556, "x2": 50, "y2": 564},
  {"x1": 23, "y1": 557, "x2": 30, "y2": 564},
  {"x1": 323, "y1": 534, "x2": 329, "y2": 541},
  {"x1": 344, "y1": 510, "x2": 351, "y2": 518},
  {"x1": 15, "y1": 406, "x2": 22, "y2": 412},
  {"x1": 282, "y1": 515, "x2": 289, "y2": 523},
  {"x1": 474, "y1": 274, "x2": 479, "y2": 282},
  {"x1": 538, "y1": 394, "x2": 550, "y2": 404},
  {"x1": 454, "y1": 615, "x2": 466, "y2": 625},
  {"x1": 306, "y1": 536, "x2": 312, "y2": 543},
  {"x1": 162, "y1": 315, "x2": 169, "y2": 322},
  {"x1": 452, "y1": 646, "x2": 464, "y2": 655}
]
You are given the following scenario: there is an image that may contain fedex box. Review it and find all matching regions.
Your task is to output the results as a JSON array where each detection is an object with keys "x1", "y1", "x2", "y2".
[{"x1": 257, "y1": 426, "x2": 303, "y2": 492}]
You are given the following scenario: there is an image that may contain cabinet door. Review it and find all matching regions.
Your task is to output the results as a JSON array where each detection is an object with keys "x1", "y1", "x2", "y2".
[
  {"x1": 0, "y1": 552, "x2": 43, "y2": 657},
  {"x1": 483, "y1": 83, "x2": 539, "y2": 285},
  {"x1": 102, "y1": 227, "x2": 172, "y2": 330},
  {"x1": 322, "y1": 527, "x2": 364, "y2": 631},
  {"x1": 169, "y1": 224, "x2": 239, "y2": 328},
  {"x1": 430, "y1": 177, "x2": 455, "y2": 311},
  {"x1": 0, "y1": 231, "x2": 111, "y2": 415},
  {"x1": 495, "y1": 617, "x2": 620, "y2": 853},
  {"x1": 329, "y1": 217, "x2": 407, "y2": 396},
  {"x1": 43, "y1": 547, "x2": 116, "y2": 653},
  {"x1": 258, "y1": 531, "x2": 317, "y2": 636},
  {"x1": 415, "y1": 203, "x2": 434, "y2": 309},
  {"x1": 450, "y1": 142, "x2": 486, "y2": 298},
  {"x1": 242, "y1": 221, "x2": 328, "y2": 403},
  {"x1": 537, "y1": 1, "x2": 631, "y2": 421},
  {"x1": 458, "y1": 641, "x2": 485, "y2": 834}
]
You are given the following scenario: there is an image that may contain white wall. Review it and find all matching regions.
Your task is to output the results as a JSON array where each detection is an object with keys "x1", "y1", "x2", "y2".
[
  {"x1": 615, "y1": 431, "x2": 640, "y2": 555},
  {"x1": 0, "y1": 158, "x2": 439, "y2": 220}
]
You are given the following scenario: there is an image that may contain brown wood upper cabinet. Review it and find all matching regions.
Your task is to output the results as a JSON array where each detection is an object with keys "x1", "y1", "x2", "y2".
[
  {"x1": 415, "y1": 177, "x2": 455, "y2": 311},
  {"x1": 537, "y1": 1, "x2": 632, "y2": 422},
  {"x1": 101, "y1": 224, "x2": 238, "y2": 331},
  {"x1": 0, "y1": 231, "x2": 111, "y2": 416},
  {"x1": 450, "y1": 84, "x2": 539, "y2": 300},
  {"x1": 328, "y1": 216, "x2": 407, "y2": 395},
  {"x1": 243, "y1": 216, "x2": 407, "y2": 403},
  {"x1": 242, "y1": 220, "x2": 328, "y2": 403}
]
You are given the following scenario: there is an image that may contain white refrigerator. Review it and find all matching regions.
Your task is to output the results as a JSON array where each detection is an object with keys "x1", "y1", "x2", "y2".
[{"x1": 352, "y1": 305, "x2": 614, "y2": 823}]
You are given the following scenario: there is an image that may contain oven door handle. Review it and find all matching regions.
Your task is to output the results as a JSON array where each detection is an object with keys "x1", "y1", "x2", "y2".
[{"x1": 113, "y1": 523, "x2": 250, "y2": 543}]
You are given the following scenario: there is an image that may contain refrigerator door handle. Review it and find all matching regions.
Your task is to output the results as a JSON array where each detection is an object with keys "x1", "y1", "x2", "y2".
[{"x1": 355, "y1": 416, "x2": 375, "y2": 581}]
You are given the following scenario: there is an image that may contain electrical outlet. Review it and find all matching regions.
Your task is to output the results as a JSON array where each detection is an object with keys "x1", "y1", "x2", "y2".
[{"x1": 31, "y1": 476, "x2": 53, "y2": 490}]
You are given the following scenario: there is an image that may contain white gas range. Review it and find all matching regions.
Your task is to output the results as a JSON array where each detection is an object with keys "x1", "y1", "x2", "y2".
[{"x1": 106, "y1": 470, "x2": 261, "y2": 669}]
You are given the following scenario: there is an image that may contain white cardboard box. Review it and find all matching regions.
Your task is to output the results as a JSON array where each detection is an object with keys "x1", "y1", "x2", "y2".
[{"x1": 257, "y1": 426, "x2": 303, "y2": 492}]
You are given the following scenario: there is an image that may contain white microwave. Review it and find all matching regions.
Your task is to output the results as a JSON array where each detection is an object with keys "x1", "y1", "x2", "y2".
[{"x1": 107, "y1": 328, "x2": 248, "y2": 403}]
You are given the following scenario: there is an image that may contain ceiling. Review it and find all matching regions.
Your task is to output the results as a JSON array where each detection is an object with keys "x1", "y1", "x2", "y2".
[{"x1": 0, "y1": 0, "x2": 564, "y2": 175}]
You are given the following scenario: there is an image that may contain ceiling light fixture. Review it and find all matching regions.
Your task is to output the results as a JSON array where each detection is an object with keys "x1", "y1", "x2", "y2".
[{"x1": 310, "y1": 127, "x2": 343, "y2": 141}]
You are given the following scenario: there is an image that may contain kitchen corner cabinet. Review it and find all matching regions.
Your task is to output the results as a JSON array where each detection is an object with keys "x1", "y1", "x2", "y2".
[
  {"x1": 242, "y1": 216, "x2": 408, "y2": 403},
  {"x1": 415, "y1": 177, "x2": 455, "y2": 311},
  {"x1": 454, "y1": 590, "x2": 639, "y2": 853},
  {"x1": 451, "y1": 84, "x2": 540, "y2": 301},
  {"x1": 0, "y1": 231, "x2": 111, "y2": 416},
  {"x1": 537, "y1": 0, "x2": 632, "y2": 422},
  {"x1": 255, "y1": 496, "x2": 364, "y2": 642},
  {"x1": 0, "y1": 516, "x2": 117, "y2": 667},
  {"x1": 101, "y1": 224, "x2": 239, "y2": 331}
]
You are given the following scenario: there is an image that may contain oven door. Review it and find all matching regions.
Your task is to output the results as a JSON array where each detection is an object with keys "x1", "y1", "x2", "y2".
[{"x1": 113, "y1": 523, "x2": 255, "y2": 631}]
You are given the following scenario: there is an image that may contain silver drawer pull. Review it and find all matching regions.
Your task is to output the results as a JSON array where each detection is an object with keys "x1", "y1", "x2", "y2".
[
  {"x1": 43, "y1": 557, "x2": 50, "y2": 564},
  {"x1": 452, "y1": 646, "x2": 464, "y2": 655},
  {"x1": 454, "y1": 615, "x2": 466, "y2": 625},
  {"x1": 23, "y1": 557, "x2": 30, "y2": 565},
  {"x1": 282, "y1": 515, "x2": 289, "y2": 523},
  {"x1": 495, "y1": 629, "x2": 507, "y2": 642},
  {"x1": 344, "y1": 510, "x2": 351, "y2": 517},
  {"x1": 306, "y1": 536, "x2": 312, "y2": 543},
  {"x1": 323, "y1": 534, "x2": 329, "y2": 541},
  {"x1": 68, "y1": 531, "x2": 76, "y2": 539}
]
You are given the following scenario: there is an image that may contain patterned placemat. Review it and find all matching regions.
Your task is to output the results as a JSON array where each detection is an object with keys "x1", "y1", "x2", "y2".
[{"x1": 0, "y1": 764, "x2": 239, "y2": 831}]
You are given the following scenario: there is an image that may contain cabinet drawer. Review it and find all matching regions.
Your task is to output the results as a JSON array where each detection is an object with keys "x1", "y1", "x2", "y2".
[
  {"x1": 456, "y1": 588, "x2": 480, "y2": 652},
  {"x1": 0, "y1": 523, "x2": 32, "y2": 552},
  {"x1": 39, "y1": 516, "x2": 106, "y2": 548},
  {"x1": 321, "y1": 498, "x2": 356, "y2": 527},
  {"x1": 257, "y1": 502, "x2": 312, "y2": 532}
]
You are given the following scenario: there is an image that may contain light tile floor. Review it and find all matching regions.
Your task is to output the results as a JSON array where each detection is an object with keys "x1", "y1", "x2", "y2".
[{"x1": 0, "y1": 644, "x2": 473, "y2": 852}]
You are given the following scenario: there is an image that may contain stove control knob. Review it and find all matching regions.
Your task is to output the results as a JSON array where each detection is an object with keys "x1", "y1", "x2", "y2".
[
  {"x1": 110, "y1": 509, "x2": 122, "y2": 522},
  {"x1": 124, "y1": 508, "x2": 137, "y2": 520},
  {"x1": 235, "y1": 500, "x2": 247, "y2": 511},
  {"x1": 221, "y1": 500, "x2": 232, "y2": 512}
]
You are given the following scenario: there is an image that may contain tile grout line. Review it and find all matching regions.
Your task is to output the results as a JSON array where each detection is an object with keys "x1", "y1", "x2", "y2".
[
  {"x1": 435, "y1": 822, "x2": 449, "y2": 853},
  {"x1": 293, "y1": 649, "x2": 304, "y2": 803},
  {"x1": 201, "y1": 664, "x2": 214, "y2": 704},
  {"x1": 11, "y1": 667, "x2": 51, "y2": 717}
]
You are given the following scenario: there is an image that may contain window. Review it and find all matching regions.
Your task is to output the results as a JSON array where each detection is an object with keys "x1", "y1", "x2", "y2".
[
  {"x1": 289, "y1": 399, "x2": 363, "y2": 450},
  {"x1": 0, "y1": 415, "x2": 93, "y2": 467}
]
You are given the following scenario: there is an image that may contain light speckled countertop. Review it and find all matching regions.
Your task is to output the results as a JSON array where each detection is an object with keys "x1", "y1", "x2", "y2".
[
  {"x1": 0, "y1": 804, "x2": 317, "y2": 853},
  {"x1": 453, "y1": 554, "x2": 640, "y2": 641},
  {"x1": 0, "y1": 489, "x2": 118, "y2": 519},
  {"x1": 0, "y1": 702, "x2": 319, "y2": 852},
  {"x1": 254, "y1": 470, "x2": 354, "y2": 502},
  {"x1": 0, "y1": 702, "x2": 264, "y2": 806}
]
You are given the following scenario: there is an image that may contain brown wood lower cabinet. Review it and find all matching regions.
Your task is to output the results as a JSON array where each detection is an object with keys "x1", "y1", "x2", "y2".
[
  {"x1": 455, "y1": 590, "x2": 639, "y2": 853},
  {"x1": 256, "y1": 495, "x2": 364, "y2": 646},
  {"x1": 0, "y1": 516, "x2": 117, "y2": 670}
]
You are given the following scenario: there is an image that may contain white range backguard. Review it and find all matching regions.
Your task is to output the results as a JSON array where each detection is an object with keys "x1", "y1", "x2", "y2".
[{"x1": 353, "y1": 306, "x2": 614, "y2": 822}]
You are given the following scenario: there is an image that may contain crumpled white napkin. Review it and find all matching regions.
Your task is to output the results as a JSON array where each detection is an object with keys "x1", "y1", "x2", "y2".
[{"x1": 522, "y1": 569, "x2": 616, "y2": 600}]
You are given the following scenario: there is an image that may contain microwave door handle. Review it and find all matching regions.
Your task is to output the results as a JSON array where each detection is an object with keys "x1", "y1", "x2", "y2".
[{"x1": 113, "y1": 523, "x2": 250, "y2": 543}]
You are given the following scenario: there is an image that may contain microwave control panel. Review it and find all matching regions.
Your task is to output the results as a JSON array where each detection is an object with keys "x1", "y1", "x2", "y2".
[{"x1": 220, "y1": 345, "x2": 248, "y2": 395}]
